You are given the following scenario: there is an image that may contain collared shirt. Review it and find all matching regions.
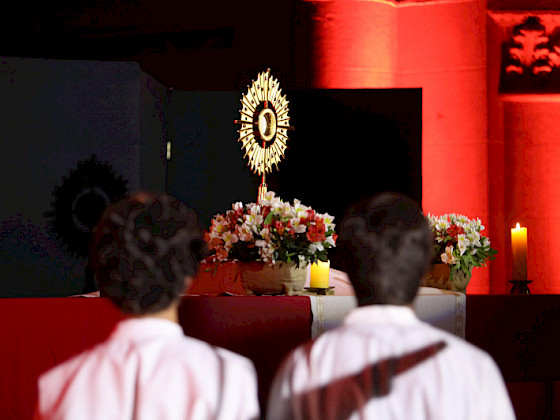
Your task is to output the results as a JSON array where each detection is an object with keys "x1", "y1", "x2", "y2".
[
  {"x1": 37, "y1": 318, "x2": 260, "y2": 420},
  {"x1": 267, "y1": 305, "x2": 515, "y2": 420}
]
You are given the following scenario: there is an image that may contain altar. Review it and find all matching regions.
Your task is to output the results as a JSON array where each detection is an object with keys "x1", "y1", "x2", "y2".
[
  {"x1": 190, "y1": 263, "x2": 466, "y2": 338},
  {"x1": 0, "y1": 266, "x2": 465, "y2": 420}
]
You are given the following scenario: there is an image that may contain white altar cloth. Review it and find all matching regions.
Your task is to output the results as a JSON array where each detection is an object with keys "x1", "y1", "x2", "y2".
[{"x1": 305, "y1": 268, "x2": 466, "y2": 339}]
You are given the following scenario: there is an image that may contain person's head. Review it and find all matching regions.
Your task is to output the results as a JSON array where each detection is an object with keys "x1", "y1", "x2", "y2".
[
  {"x1": 90, "y1": 191, "x2": 206, "y2": 315},
  {"x1": 338, "y1": 192, "x2": 432, "y2": 306}
]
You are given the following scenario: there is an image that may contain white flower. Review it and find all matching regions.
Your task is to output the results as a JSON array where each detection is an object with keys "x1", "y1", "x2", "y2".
[
  {"x1": 260, "y1": 191, "x2": 281, "y2": 208},
  {"x1": 309, "y1": 243, "x2": 324, "y2": 254},
  {"x1": 435, "y1": 219, "x2": 450, "y2": 231},
  {"x1": 457, "y1": 234, "x2": 469, "y2": 256},
  {"x1": 290, "y1": 218, "x2": 307, "y2": 233},
  {"x1": 244, "y1": 213, "x2": 263, "y2": 232},
  {"x1": 294, "y1": 207, "x2": 305, "y2": 216},
  {"x1": 456, "y1": 215, "x2": 470, "y2": 225},
  {"x1": 324, "y1": 236, "x2": 336, "y2": 247},
  {"x1": 273, "y1": 201, "x2": 292, "y2": 218},
  {"x1": 467, "y1": 231, "x2": 481, "y2": 247}
]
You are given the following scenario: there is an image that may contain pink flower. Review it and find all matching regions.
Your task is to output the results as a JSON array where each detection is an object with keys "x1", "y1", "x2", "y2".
[
  {"x1": 441, "y1": 245, "x2": 458, "y2": 265},
  {"x1": 222, "y1": 231, "x2": 239, "y2": 245},
  {"x1": 236, "y1": 224, "x2": 254, "y2": 242}
]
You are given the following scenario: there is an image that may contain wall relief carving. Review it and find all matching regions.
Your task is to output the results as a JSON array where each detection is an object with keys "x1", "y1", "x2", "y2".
[{"x1": 496, "y1": 14, "x2": 560, "y2": 92}]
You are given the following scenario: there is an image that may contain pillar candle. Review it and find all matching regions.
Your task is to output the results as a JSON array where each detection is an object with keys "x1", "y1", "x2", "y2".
[
  {"x1": 511, "y1": 223, "x2": 528, "y2": 280},
  {"x1": 310, "y1": 260, "x2": 330, "y2": 288}
]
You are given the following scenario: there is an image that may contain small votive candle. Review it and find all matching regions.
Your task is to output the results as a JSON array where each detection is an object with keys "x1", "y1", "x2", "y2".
[{"x1": 310, "y1": 260, "x2": 330, "y2": 288}]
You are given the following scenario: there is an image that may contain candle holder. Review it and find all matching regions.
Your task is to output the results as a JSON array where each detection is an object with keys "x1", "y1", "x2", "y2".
[
  {"x1": 304, "y1": 287, "x2": 335, "y2": 296},
  {"x1": 509, "y1": 280, "x2": 532, "y2": 295}
]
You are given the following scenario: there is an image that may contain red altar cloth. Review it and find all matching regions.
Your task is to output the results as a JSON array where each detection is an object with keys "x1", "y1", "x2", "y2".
[
  {"x1": 189, "y1": 262, "x2": 247, "y2": 295},
  {"x1": 0, "y1": 296, "x2": 311, "y2": 420}
]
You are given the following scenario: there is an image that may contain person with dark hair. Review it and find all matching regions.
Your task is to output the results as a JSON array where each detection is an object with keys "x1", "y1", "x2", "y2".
[
  {"x1": 36, "y1": 192, "x2": 260, "y2": 420},
  {"x1": 267, "y1": 193, "x2": 514, "y2": 420}
]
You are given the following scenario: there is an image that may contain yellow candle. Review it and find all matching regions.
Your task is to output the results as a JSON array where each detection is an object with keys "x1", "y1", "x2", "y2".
[
  {"x1": 310, "y1": 260, "x2": 330, "y2": 288},
  {"x1": 511, "y1": 223, "x2": 528, "y2": 280}
]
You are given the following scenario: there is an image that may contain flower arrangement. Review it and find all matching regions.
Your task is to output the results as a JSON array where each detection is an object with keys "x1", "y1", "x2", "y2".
[
  {"x1": 426, "y1": 213, "x2": 497, "y2": 280},
  {"x1": 204, "y1": 192, "x2": 337, "y2": 268}
]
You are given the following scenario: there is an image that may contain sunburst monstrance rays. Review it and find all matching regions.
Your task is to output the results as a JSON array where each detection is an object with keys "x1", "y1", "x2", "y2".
[{"x1": 234, "y1": 69, "x2": 291, "y2": 176}]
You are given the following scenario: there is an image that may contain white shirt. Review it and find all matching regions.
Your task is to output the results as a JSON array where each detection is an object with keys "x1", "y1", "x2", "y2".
[
  {"x1": 267, "y1": 305, "x2": 515, "y2": 420},
  {"x1": 37, "y1": 318, "x2": 260, "y2": 420}
]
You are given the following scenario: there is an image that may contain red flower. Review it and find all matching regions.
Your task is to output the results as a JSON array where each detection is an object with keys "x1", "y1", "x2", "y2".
[
  {"x1": 446, "y1": 224, "x2": 464, "y2": 238},
  {"x1": 316, "y1": 220, "x2": 326, "y2": 235},
  {"x1": 233, "y1": 208, "x2": 243, "y2": 220},
  {"x1": 274, "y1": 220, "x2": 286, "y2": 235},
  {"x1": 204, "y1": 231, "x2": 225, "y2": 249},
  {"x1": 262, "y1": 206, "x2": 271, "y2": 221},
  {"x1": 307, "y1": 223, "x2": 326, "y2": 242}
]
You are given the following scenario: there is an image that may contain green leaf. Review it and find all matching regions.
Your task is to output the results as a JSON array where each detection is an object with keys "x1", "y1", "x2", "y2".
[
  {"x1": 211, "y1": 261, "x2": 219, "y2": 277},
  {"x1": 264, "y1": 212, "x2": 274, "y2": 226}
]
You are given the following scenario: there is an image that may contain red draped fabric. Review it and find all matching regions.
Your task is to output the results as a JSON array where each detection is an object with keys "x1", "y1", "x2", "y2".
[{"x1": 189, "y1": 262, "x2": 247, "y2": 296}]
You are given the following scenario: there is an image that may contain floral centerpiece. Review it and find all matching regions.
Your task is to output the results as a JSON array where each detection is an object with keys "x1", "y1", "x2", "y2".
[
  {"x1": 205, "y1": 191, "x2": 337, "y2": 268},
  {"x1": 425, "y1": 213, "x2": 497, "y2": 290},
  {"x1": 204, "y1": 192, "x2": 337, "y2": 295}
]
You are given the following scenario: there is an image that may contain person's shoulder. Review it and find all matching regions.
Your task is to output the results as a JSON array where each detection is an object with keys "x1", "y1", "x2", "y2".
[
  {"x1": 38, "y1": 340, "x2": 111, "y2": 409},
  {"x1": 173, "y1": 335, "x2": 256, "y2": 372},
  {"x1": 213, "y1": 345, "x2": 257, "y2": 373}
]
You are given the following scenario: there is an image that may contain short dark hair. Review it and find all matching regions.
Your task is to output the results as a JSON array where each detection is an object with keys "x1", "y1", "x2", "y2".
[
  {"x1": 337, "y1": 193, "x2": 432, "y2": 305},
  {"x1": 91, "y1": 192, "x2": 206, "y2": 314}
]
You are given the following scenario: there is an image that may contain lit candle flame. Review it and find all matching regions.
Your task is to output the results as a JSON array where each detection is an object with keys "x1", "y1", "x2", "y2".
[{"x1": 516, "y1": 222, "x2": 520, "y2": 229}]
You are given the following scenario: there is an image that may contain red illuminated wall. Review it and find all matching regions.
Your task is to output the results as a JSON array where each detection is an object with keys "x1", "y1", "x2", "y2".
[
  {"x1": 302, "y1": 0, "x2": 492, "y2": 293},
  {"x1": 487, "y1": 12, "x2": 560, "y2": 294},
  {"x1": 502, "y1": 98, "x2": 560, "y2": 293}
]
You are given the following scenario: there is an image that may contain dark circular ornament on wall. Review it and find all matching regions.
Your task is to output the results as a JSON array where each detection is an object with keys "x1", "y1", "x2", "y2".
[{"x1": 44, "y1": 155, "x2": 128, "y2": 259}]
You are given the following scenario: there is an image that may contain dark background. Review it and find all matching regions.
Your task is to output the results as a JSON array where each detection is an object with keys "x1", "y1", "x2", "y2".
[
  {"x1": 166, "y1": 88, "x2": 422, "y2": 227},
  {"x1": 276, "y1": 88, "x2": 422, "y2": 223}
]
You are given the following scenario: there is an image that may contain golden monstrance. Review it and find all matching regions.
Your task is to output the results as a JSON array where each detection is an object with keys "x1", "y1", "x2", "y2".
[{"x1": 234, "y1": 69, "x2": 292, "y2": 203}]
